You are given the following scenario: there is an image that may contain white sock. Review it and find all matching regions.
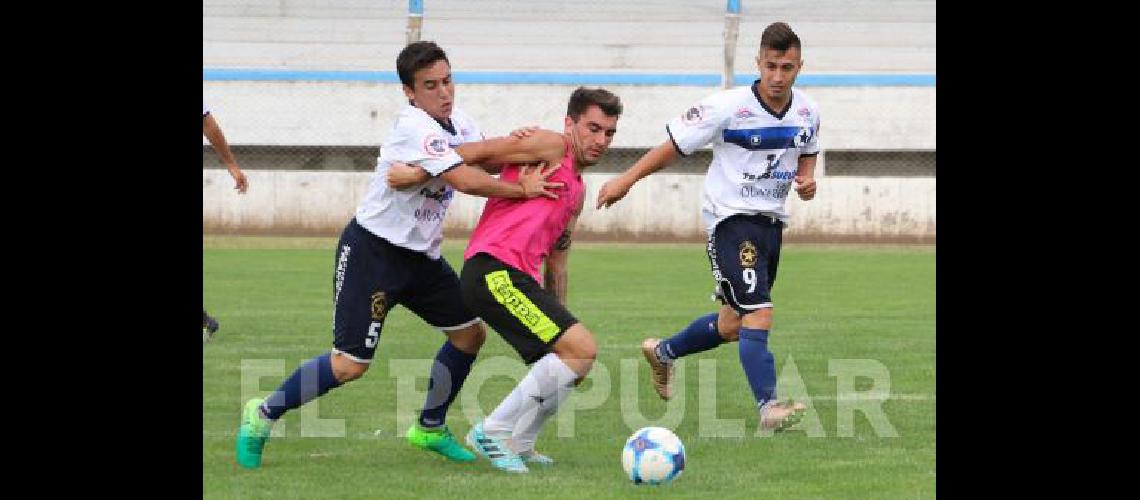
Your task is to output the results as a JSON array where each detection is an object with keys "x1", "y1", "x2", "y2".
[
  {"x1": 511, "y1": 354, "x2": 578, "y2": 452},
  {"x1": 484, "y1": 353, "x2": 578, "y2": 442}
]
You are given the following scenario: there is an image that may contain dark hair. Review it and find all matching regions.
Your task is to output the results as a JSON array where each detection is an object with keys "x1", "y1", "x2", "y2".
[
  {"x1": 566, "y1": 87, "x2": 623, "y2": 121},
  {"x1": 397, "y1": 41, "x2": 450, "y2": 88},
  {"x1": 759, "y1": 22, "x2": 801, "y2": 52}
]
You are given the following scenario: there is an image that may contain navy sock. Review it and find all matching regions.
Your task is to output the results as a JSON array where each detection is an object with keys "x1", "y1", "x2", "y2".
[
  {"x1": 657, "y1": 313, "x2": 723, "y2": 362},
  {"x1": 261, "y1": 353, "x2": 343, "y2": 421},
  {"x1": 738, "y1": 327, "x2": 776, "y2": 408},
  {"x1": 419, "y1": 341, "x2": 476, "y2": 429}
]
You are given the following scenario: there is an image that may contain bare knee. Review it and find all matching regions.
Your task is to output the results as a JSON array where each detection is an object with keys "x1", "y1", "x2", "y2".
[
  {"x1": 718, "y1": 305, "x2": 742, "y2": 341},
  {"x1": 552, "y1": 324, "x2": 597, "y2": 378},
  {"x1": 330, "y1": 353, "x2": 369, "y2": 383},
  {"x1": 741, "y1": 307, "x2": 773, "y2": 330},
  {"x1": 447, "y1": 322, "x2": 486, "y2": 355}
]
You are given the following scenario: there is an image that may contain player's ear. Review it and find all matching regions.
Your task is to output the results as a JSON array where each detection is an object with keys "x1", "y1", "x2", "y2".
[
  {"x1": 402, "y1": 84, "x2": 415, "y2": 100},
  {"x1": 563, "y1": 115, "x2": 574, "y2": 130}
]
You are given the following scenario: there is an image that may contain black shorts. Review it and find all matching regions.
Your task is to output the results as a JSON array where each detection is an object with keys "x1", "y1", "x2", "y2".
[
  {"x1": 332, "y1": 218, "x2": 479, "y2": 363},
  {"x1": 708, "y1": 213, "x2": 784, "y2": 315},
  {"x1": 460, "y1": 253, "x2": 578, "y2": 365}
]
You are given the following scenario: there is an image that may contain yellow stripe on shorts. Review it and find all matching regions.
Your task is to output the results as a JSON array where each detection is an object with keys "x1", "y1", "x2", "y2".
[{"x1": 484, "y1": 270, "x2": 560, "y2": 342}]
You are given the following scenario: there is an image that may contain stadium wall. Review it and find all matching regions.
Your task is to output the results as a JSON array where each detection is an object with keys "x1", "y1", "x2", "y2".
[
  {"x1": 203, "y1": 170, "x2": 935, "y2": 243},
  {"x1": 202, "y1": 81, "x2": 935, "y2": 150}
]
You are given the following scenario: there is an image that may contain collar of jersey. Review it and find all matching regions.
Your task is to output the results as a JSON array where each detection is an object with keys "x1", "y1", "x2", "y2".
[
  {"x1": 406, "y1": 101, "x2": 457, "y2": 135},
  {"x1": 750, "y1": 79, "x2": 793, "y2": 120}
]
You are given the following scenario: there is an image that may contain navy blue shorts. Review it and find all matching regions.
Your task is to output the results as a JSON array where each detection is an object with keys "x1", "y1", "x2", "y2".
[
  {"x1": 707, "y1": 213, "x2": 784, "y2": 315},
  {"x1": 331, "y1": 218, "x2": 479, "y2": 363}
]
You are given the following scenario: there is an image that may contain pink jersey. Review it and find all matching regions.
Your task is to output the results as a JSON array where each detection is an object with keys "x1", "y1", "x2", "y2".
[{"x1": 464, "y1": 138, "x2": 582, "y2": 284}]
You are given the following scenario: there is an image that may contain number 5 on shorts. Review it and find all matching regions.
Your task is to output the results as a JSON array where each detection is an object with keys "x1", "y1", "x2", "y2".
[{"x1": 365, "y1": 322, "x2": 381, "y2": 348}]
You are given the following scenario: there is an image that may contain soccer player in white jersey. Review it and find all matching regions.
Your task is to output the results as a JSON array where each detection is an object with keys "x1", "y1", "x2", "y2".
[
  {"x1": 235, "y1": 41, "x2": 563, "y2": 469},
  {"x1": 202, "y1": 99, "x2": 249, "y2": 342},
  {"x1": 596, "y1": 22, "x2": 819, "y2": 431}
]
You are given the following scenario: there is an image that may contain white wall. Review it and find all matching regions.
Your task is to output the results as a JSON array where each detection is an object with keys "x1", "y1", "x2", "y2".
[
  {"x1": 203, "y1": 82, "x2": 935, "y2": 150},
  {"x1": 203, "y1": 170, "x2": 935, "y2": 241}
]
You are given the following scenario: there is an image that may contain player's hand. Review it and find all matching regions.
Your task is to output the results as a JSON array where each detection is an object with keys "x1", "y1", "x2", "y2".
[
  {"x1": 229, "y1": 167, "x2": 249, "y2": 194},
  {"x1": 388, "y1": 161, "x2": 429, "y2": 189},
  {"x1": 596, "y1": 176, "x2": 632, "y2": 209},
  {"x1": 509, "y1": 125, "x2": 540, "y2": 139},
  {"x1": 518, "y1": 161, "x2": 564, "y2": 199},
  {"x1": 794, "y1": 175, "x2": 817, "y2": 200}
]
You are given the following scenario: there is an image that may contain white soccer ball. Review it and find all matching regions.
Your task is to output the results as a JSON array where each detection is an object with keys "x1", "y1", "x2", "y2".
[{"x1": 621, "y1": 426, "x2": 686, "y2": 485}]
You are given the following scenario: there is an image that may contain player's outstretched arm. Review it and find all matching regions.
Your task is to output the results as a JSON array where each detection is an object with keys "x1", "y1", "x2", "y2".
[
  {"x1": 595, "y1": 140, "x2": 678, "y2": 209},
  {"x1": 387, "y1": 129, "x2": 564, "y2": 190},
  {"x1": 203, "y1": 113, "x2": 249, "y2": 194},
  {"x1": 455, "y1": 129, "x2": 565, "y2": 167},
  {"x1": 440, "y1": 162, "x2": 562, "y2": 200}
]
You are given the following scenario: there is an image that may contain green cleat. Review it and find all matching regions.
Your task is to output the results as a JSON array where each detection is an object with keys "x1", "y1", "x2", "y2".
[
  {"x1": 235, "y1": 398, "x2": 274, "y2": 469},
  {"x1": 406, "y1": 424, "x2": 477, "y2": 462}
]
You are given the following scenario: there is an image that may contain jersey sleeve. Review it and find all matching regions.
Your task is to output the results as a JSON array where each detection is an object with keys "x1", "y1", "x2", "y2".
[
  {"x1": 665, "y1": 94, "x2": 732, "y2": 156},
  {"x1": 393, "y1": 119, "x2": 465, "y2": 176},
  {"x1": 801, "y1": 105, "x2": 821, "y2": 155}
]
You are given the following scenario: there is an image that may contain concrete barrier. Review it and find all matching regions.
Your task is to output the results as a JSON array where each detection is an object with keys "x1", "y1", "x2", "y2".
[{"x1": 203, "y1": 169, "x2": 934, "y2": 242}]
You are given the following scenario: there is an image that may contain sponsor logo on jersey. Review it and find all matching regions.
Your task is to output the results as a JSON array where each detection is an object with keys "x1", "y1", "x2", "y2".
[
  {"x1": 798, "y1": 107, "x2": 811, "y2": 118},
  {"x1": 682, "y1": 105, "x2": 704, "y2": 125},
  {"x1": 735, "y1": 107, "x2": 756, "y2": 120},
  {"x1": 419, "y1": 185, "x2": 453, "y2": 203},
  {"x1": 423, "y1": 134, "x2": 449, "y2": 157}
]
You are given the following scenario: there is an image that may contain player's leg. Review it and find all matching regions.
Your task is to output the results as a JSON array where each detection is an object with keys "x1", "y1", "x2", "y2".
[
  {"x1": 721, "y1": 214, "x2": 804, "y2": 431},
  {"x1": 203, "y1": 308, "x2": 219, "y2": 342},
  {"x1": 459, "y1": 253, "x2": 580, "y2": 472},
  {"x1": 508, "y1": 323, "x2": 595, "y2": 465},
  {"x1": 236, "y1": 220, "x2": 401, "y2": 469},
  {"x1": 401, "y1": 256, "x2": 483, "y2": 462},
  {"x1": 640, "y1": 235, "x2": 747, "y2": 400}
]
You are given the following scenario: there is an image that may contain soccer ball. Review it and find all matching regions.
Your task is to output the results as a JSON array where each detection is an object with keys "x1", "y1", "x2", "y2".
[{"x1": 621, "y1": 426, "x2": 686, "y2": 485}]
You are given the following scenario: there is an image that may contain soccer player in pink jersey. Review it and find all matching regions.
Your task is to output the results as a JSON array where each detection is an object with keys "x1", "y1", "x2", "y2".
[{"x1": 388, "y1": 88, "x2": 622, "y2": 473}]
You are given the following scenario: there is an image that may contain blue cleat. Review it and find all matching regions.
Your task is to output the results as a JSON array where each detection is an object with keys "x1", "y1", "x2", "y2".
[{"x1": 465, "y1": 421, "x2": 528, "y2": 473}]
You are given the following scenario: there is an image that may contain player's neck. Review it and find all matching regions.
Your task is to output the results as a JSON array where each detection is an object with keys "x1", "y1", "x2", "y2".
[
  {"x1": 752, "y1": 81, "x2": 793, "y2": 119},
  {"x1": 563, "y1": 133, "x2": 585, "y2": 173}
]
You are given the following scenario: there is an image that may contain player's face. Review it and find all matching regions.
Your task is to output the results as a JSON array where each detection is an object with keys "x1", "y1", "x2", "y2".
[
  {"x1": 404, "y1": 59, "x2": 454, "y2": 122},
  {"x1": 565, "y1": 105, "x2": 619, "y2": 166},
  {"x1": 756, "y1": 47, "x2": 802, "y2": 103}
]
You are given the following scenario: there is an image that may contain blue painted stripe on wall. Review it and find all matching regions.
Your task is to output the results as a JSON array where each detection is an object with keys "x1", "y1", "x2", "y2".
[{"x1": 202, "y1": 68, "x2": 935, "y2": 87}]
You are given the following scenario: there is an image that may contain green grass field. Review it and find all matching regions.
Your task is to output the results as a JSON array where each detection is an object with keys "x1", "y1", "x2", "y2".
[{"x1": 203, "y1": 236, "x2": 935, "y2": 498}]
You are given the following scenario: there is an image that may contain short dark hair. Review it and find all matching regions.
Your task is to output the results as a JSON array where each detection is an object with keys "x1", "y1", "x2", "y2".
[
  {"x1": 566, "y1": 87, "x2": 623, "y2": 122},
  {"x1": 397, "y1": 41, "x2": 449, "y2": 88},
  {"x1": 760, "y1": 22, "x2": 801, "y2": 52}
]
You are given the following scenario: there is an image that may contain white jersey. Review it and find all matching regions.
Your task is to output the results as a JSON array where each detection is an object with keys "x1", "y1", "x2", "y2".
[
  {"x1": 355, "y1": 104, "x2": 483, "y2": 259},
  {"x1": 666, "y1": 84, "x2": 820, "y2": 234}
]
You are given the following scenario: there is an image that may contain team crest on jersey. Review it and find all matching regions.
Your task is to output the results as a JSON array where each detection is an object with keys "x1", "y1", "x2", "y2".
[
  {"x1": 423, "y1": 134, "x2": 449, "y2": 157},
  {"x1": 735, "y1": 107, "x2": 755, "y2": 120},
  {"x1": 682, "y1": 105, "x2": 704, "y2": 124},
  {"x1": 739, "y1": 240, "x2": 758, "y2": 268},
  {"x1": 793, "y1": 127, "x2": 813, "y2": 148},
  {"x1": 370, "y1": 291, "x2": 388, "y2": 321},
  {"x1": 798, "y1": 107, "x2": 811, "y2": 118}
]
